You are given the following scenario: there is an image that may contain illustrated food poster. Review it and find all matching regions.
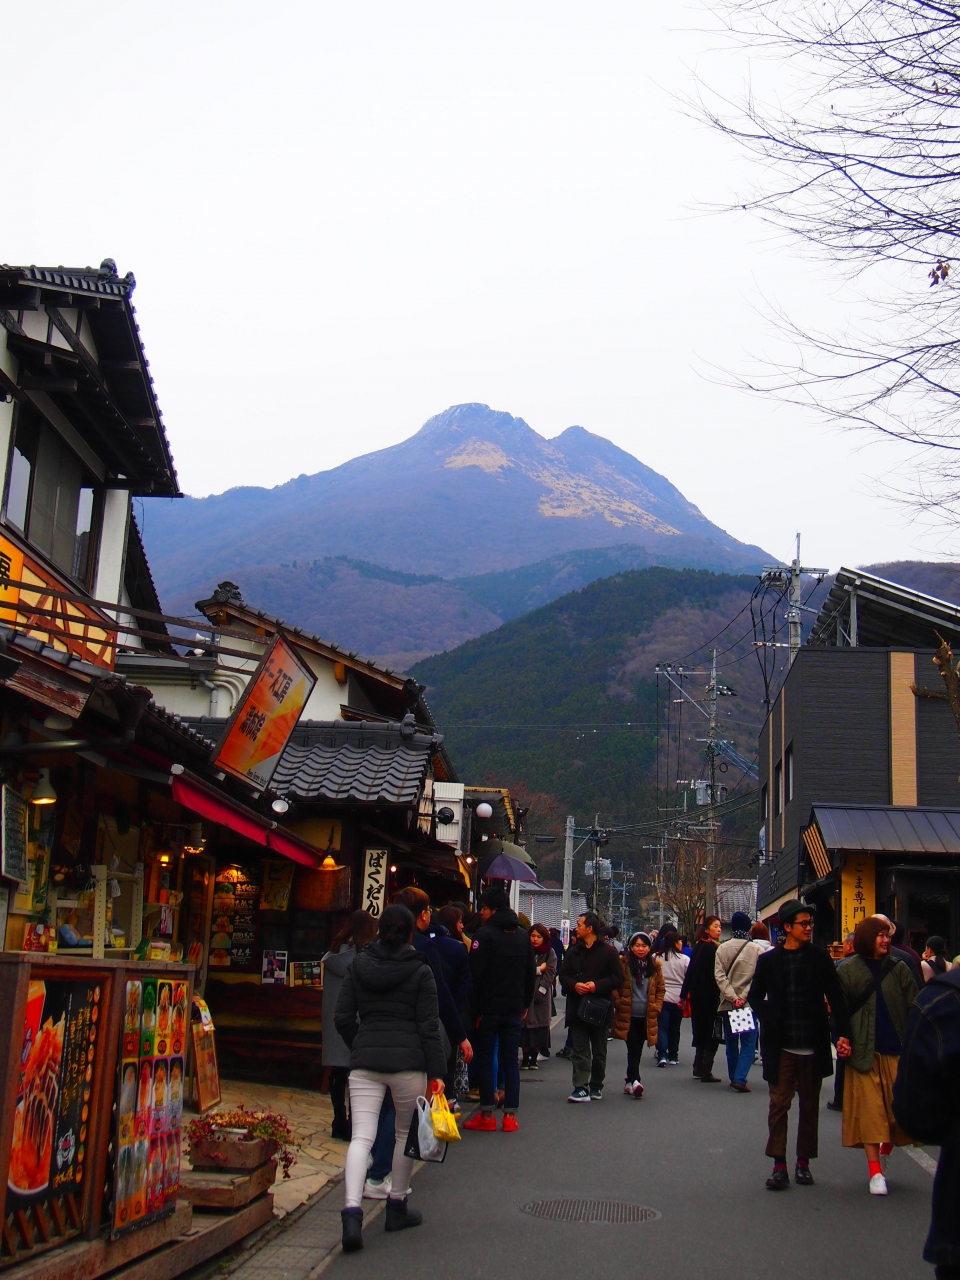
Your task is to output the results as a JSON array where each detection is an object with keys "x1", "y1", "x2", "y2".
[
  {"x1": 209, "y1": 864, "x2": 260, "y2": 971},
  {"x1": 111, "y1": 976, "x2": 187, "y2": 1236},
  {"x1": 6, "y1": 979, "x2": 101, "y2": 1228}
]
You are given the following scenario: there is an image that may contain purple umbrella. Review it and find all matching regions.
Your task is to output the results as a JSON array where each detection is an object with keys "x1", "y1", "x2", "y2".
[{"x1": 482, "y1": 853, "x2": 539, "y2": 883}]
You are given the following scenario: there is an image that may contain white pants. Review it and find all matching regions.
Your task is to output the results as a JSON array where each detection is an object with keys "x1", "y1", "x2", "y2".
[{"x1": 344, "y1": 1069, "x2": 426, "y2": 1209}]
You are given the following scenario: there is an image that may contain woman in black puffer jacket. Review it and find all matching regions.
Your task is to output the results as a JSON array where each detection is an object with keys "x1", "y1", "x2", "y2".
[{"x1": 335, "y1": 904, "x2": 447, "y2": 1252}]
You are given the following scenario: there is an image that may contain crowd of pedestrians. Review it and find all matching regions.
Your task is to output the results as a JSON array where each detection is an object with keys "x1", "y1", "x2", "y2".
[{"x1": 323, "y1": 888, "x2": 960, "y2": 1277}]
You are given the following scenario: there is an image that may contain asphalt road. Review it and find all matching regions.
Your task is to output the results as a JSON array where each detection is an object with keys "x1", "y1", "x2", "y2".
[{"x1": 324, "y1": 1028, "x2": 936, "y2": 1280}]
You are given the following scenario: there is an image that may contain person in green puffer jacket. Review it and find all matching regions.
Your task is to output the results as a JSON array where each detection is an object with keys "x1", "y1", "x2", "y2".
[{"x1": 836, "y1": 916, "x2": 919, "y2": 1198}]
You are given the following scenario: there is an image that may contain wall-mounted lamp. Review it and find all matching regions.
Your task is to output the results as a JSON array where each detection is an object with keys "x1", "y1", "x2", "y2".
[
  {"x1": 389, "y1": 864, "x2": 398, "y2": 874},
  {"x1": 465, "y1": 856, "x2": 474, "y2": 865},
  {"x1": 31, "y1": 768, "x2": 57, "y2": 805},
  {"x1": 476, "y1": 802, "x2": 493, "y2": 819},
  {"x1": 158, "y1": 853, "x2": 172, "y2": 866},
  {"x1": 320, "y1": 854, "x2": 344, "y2": 871},
  {"x1": 271, "y1": 798, "x2": 290, "y2": 815}
]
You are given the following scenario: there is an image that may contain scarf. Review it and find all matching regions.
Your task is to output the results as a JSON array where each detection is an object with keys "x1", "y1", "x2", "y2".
[{"x1": 731, "y1": 928, "x2": 751, "y2": 940}]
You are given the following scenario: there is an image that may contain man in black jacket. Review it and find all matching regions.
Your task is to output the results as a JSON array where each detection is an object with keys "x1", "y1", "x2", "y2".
[
  {"x1": 748, "y1": 900, "x2": 851, "y2": 1190},
  {"x1": 464, "y1": 886, "x2": 536, "y2": 1133},
  {"x1": 559, "y1": 912, "x2": 624, "y2": 1103},
  {"x1": 893, "y1": 966, "x2": 960, "y2": 1279}
]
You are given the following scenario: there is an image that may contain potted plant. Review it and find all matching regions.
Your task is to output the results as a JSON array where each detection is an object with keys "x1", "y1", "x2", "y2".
[{"x1": 186, "y1": 1106, "x2": 298, "y2": 1177}]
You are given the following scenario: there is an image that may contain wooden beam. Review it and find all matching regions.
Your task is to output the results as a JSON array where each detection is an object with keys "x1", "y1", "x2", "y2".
[{"x1": 21, "y1": 377, "x2": 78, "y2": 393}]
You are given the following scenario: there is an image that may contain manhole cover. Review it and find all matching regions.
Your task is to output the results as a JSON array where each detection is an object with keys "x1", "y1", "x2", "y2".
[{"x1": 520, "y1": 1199, "x2": 660, "y2": 1224}]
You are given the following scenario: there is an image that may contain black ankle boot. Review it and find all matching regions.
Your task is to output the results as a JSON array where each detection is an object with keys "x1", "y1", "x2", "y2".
[
  {"x1": 341, "y1": 1207, "x2": 363, "y2": 1252},
  {"x1": 385, "y1": 1196, "x2": 423, "y2": 1232}
]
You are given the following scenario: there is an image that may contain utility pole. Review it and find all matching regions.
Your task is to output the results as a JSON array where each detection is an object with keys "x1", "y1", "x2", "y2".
[
  {"x1": 561, "y1": 814, "x2": 574, "y2": 947},
  {"x1": 593, "y1": 813, "x2": 601, "y2": 913},
  {"x1": 760, "y1": 533, "x2": 828, "y2": 668},
  {"x1": 705, "y1": 648, "x2": 718, "y2": 919}
]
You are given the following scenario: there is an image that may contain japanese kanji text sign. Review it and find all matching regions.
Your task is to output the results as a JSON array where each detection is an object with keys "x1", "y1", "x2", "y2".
[
  {"x1": 212, "y1": 635, "x2": 316, "y2": 791},
  {"x1": 841, "y1": 852, "x2": 876, "y2": 938},
  {"x1": 361, "y1": 848, "x2": 389, "y2": 919}
]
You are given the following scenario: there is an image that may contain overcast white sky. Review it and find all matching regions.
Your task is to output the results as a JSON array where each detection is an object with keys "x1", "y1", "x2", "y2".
[{"x1": 3, "y1": 1, "x2": 945, "y2": 570}]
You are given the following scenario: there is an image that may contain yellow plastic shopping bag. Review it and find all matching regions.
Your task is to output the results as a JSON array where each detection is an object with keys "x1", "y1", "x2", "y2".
[{"x1": 430, "y1": 1092, "x2": 461, "y2": 1142}]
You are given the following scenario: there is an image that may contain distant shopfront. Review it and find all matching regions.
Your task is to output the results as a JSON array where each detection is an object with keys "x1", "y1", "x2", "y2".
[{"x1": 800, "y1": 804, "x2": 960, "y2": 953}]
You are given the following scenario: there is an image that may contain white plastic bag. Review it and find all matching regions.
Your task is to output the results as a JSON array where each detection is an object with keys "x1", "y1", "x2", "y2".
[{"x1": 403, "y1": 1096, "x2": 447, "y2": 1163}]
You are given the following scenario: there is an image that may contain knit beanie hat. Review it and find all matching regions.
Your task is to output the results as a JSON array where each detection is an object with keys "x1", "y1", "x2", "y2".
[{"x1": 731, "y1": 911, "x2": 752, "y2": 938}]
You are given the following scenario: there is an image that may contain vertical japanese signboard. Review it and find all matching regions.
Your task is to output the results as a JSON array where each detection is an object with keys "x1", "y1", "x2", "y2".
[
  {"x1": 361, "y1": 848, "x2": 389, "y2": 919},
  {"x1": 841, "y1": 852, "x2": 876, "y2": 938},
  {"x1": 6, "y1": 979, "x2": 101, "y2": 1227},
  {"x1": 212, "y1": 636, "x2": 316, "y2": 791},
  {"x1": 111, "y1": 975, "x2": 187, "y2": 1237}
]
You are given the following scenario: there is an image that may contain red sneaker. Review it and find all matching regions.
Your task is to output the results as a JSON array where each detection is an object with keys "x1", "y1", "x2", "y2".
[
  {"x1": 501, "y1": 1113, "x2": 519, "y2": 1132},
  {"x1": 463, "y1": 1112, "x2": 497, "y2": 1132}
]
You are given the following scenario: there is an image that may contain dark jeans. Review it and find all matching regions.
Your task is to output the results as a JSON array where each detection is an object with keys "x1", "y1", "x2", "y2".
[
  {"x1": 570, "y1": 1020, "x2": 608, "y2": 1089},
  {"x1": 766, "y1": 1051, "x2": 822, "y2": 1162},
  {"x1": 368, "y1": 1095, "x2": 395, "y2": 1181},
  {"x1": 657, "y1": 1003, "x2": 683, "y2": 1061},
  {"x1": 625, "y1": 1017, "x2": 648, "y2": 1081},
  {"x1": 477, "y1": 1013, "x2": 521, "y2": 1111}
]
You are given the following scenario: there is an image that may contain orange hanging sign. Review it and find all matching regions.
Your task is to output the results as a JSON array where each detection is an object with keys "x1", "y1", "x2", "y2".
[{"x1": 212, "y1": 635, "x2": 316, "y2": 791}]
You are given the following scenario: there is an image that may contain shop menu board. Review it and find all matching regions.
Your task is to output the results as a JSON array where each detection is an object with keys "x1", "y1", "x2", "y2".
[
  {"x1": 291, "y1": 961, "x2": 323, "y2": 988},
  {"x1": 209, "y1": 864, "x2": 261, "y2": 971},
  {"x1": 111, "y1": 977, "x2": 187, "y2": 1237},
  {"x1": 6, "y1": 979, "x2": 101, "y2": 1221}
]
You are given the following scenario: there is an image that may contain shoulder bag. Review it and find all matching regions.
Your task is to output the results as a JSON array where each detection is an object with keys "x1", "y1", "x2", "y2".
[{"x1": 574, "y1": 947, "x2": 611, "y2": 1028}]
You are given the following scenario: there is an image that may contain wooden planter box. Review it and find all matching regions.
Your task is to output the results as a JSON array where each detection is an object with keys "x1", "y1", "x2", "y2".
[{"x1": 189, "y1": 1136, "x2": 278, "y2": 1172}]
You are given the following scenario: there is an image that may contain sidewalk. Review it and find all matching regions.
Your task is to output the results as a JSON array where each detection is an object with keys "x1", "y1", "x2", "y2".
[{"x1": 215, "y1": 1079, "x2": 348, "y2": 1217}]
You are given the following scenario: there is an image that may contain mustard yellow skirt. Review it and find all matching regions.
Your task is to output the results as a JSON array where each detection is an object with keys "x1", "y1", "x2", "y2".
[{"x1": 842, "y1": 1053, "x2": 910, "y2": 1148}]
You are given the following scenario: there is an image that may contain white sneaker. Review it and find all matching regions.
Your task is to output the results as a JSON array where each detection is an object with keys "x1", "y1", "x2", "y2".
[
  {"x1": 363, "y1": 1176, "x2": 392, "y2": 1200},
  {"x1": 632, "y1": 1080, "x2": 644, "y2": 1099},
  {"x1": 623, "y1": 1081, "x2": 633, "y2": 1095},
  {"x1": 869, "y1": 1173, "x2": 888, "y2": 1196}
]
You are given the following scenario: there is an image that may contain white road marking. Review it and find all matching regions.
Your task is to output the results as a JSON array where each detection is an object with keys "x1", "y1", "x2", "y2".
[{"x1": 904, "y1": 1146, "x2": 938, "y2": 1176}]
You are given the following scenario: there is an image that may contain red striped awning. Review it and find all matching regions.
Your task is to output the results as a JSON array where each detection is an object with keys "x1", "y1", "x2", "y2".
[{"x1": 171, "y1": 775, "x2": 321, "y2": 868}]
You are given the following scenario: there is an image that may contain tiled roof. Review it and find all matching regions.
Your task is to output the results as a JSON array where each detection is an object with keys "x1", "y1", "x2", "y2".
[
  {"x1": 513, "y1": 885, "x2": 588, "y2": 931},
  {"x1": 0, "y1": 263, "x2": 135, "y2": 299},
  {"x1": 272, "y1": 716, "x2": 440, "y2": 804}
]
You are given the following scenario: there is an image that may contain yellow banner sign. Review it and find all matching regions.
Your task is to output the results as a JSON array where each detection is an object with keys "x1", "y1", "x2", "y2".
[
  {"x1": 212, "y1": 635, "x2": 316, "y2": 791},
  {"x1": 841, "y1": 852, "x2": 876, "y2": 938}
]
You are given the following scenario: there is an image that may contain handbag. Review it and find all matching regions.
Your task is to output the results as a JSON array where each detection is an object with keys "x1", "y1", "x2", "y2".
[
  {"x1": 404, "y1": 1096, "x2": 447, "y2": 1164},
  {"x1": 578, "y1": 994, "x2": 612, "y2": 1027},
  {"x1": 712, "y1": 1013, "x2": 726, "y2": 1044},
  {"x1": 727, "y1": 1005, "x2": 756, "y2": 1034},
  {"x1": 572, "y1": 945, "x2": 612, "y2": 1028},
  {"x1": 430, "y1": 1093, "x2": 461, "y2": 1143}
]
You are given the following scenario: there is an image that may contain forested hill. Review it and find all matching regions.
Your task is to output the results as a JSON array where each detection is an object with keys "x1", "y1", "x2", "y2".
[{"x1": 411, "y1": 567, "x2": 768, "y2": 882}]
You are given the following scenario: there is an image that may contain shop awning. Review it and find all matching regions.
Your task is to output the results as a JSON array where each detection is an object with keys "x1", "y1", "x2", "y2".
[
  {"x1": 810, "y1": 803, "x2": 960, "y2": 855},
  {"x1": 171, "y1": 774, "x2": 322, "y2": 868}
]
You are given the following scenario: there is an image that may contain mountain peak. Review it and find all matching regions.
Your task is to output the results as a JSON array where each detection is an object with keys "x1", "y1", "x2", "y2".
[
  {"x1": 414, "y1": 403, "x2": 537, "y2": 445},
  {"x1": 143, "y1": 403, "x2": 772, "y2": 595}
]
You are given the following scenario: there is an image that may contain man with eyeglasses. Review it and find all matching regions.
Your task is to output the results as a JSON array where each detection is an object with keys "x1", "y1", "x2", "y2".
[{"x1": 749, "y1": 900, "x2": 852, "y2": 1190}]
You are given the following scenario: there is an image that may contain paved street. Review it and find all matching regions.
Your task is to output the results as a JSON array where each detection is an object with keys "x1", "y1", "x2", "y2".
[{"x1": 318, "y1": 1031, "x2": 934, "y2": 1280}]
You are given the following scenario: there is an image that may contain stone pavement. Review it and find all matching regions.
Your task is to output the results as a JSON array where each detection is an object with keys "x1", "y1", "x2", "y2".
[{"x1": 214, "y1": 1079, "x2": 348, "y2": 1218}]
